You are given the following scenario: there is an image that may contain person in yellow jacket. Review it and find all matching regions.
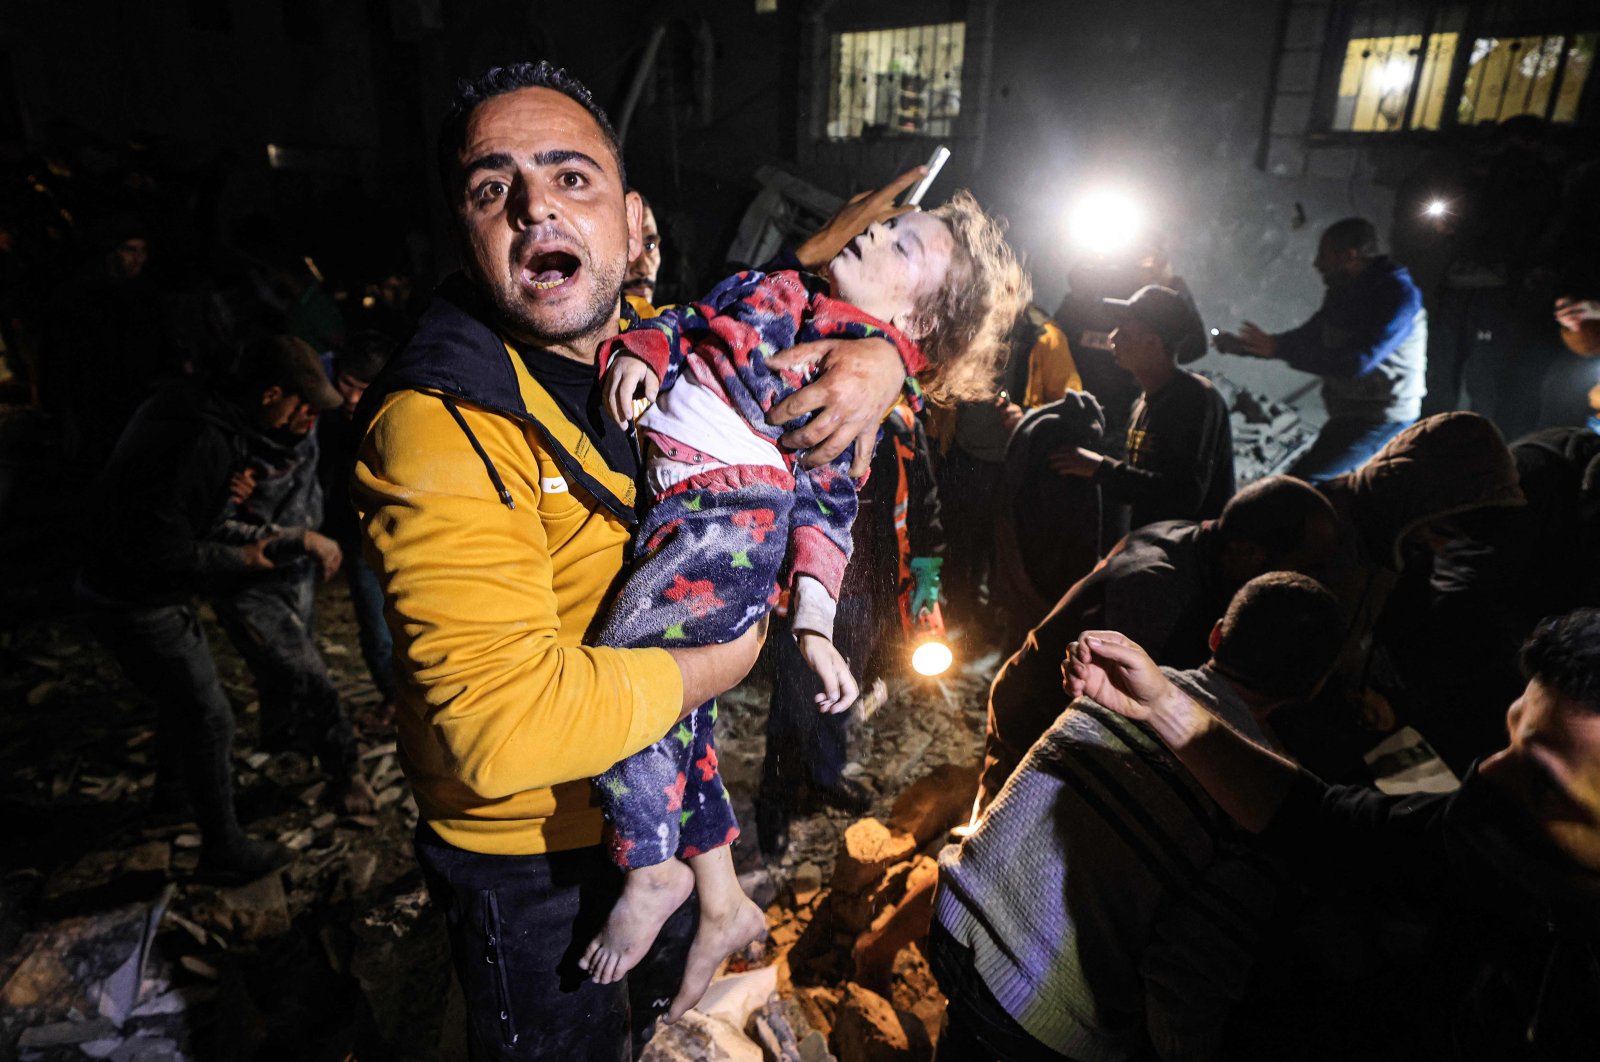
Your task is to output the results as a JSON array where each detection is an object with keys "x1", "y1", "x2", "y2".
[{"x1": 351, "y1": 62, "x2": 910, "y2": 1059}]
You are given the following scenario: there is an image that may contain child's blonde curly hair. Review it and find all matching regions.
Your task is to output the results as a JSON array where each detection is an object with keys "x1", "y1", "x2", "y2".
[{"x1": 907, "y1": 190, "x2": 1032, "y2": 405}]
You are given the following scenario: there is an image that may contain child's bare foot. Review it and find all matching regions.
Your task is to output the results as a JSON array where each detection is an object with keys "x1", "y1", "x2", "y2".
[
  {"x1": 665, "y1": 895, "x2": 766, "y2": 1022},
  {"x1": 581, "y1": 859, "x2": 694, "y2": 985}
]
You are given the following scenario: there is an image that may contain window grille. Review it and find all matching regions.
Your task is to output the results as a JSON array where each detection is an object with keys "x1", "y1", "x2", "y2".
[{"x1": 826, "y1": 22, "x2": 965, "y2": 141}]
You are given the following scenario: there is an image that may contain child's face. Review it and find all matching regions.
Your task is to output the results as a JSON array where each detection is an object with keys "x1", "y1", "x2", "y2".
[{"x1": 828, "y1": 212, "x2": 954, "y2": 335}]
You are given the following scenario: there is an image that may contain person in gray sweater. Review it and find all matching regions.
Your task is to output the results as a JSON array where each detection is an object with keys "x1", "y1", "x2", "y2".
[{"x1": 932, "y1": 572, "x2": 1347, "y2": 1062}]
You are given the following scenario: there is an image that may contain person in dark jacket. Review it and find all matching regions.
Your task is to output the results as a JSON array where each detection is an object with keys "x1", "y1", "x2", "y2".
[
  {"x1": 79, "y1": 335, "x2": 365, "y2": 880},
  {"x1": 1217, "y1": 218, "x2": 1427, "y2": 483},
  {"x1": 756, "y1": 398, "x2": 946, "y2": 856},
  {"x1": 1065, "y1": 609, "x2": 1600, "y2": 1062},
  {"x1": 317, "y1": 330, "x2": 398, "y2": 719},
  {"x1": 1051, "y1": 285, "x2": 1235, "y2": 531},
  {"x1": 980, "y1": 475, "x2": 1340, "y2": 809},
  {"x1": 991, "y1": 389, "x2": 1105, "y2": 649}
]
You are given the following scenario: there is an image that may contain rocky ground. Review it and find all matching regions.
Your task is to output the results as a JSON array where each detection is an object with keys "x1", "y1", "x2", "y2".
[{"x1": 0, "y1": 532, "x2": 999, "y2": 1061}]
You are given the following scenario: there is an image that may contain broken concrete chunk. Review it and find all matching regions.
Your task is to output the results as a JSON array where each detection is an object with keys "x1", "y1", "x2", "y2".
[
  {"x1": 887, "y1": 764, "x2": 978, "y2": 846},
  {"x1": 831, "y1": 820, "x2": 916, "y2": 897},
  {"x1": 217, "y1": 873, "x2": 291, "y2": 941},
  {"x1": 831, "y1": 984, "x2": 915, "y2": 1062}
]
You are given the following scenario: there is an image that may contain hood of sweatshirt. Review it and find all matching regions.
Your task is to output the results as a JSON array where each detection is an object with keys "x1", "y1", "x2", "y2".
[{"x1": 1324, "y1": 411, "x2": 1525, "y2": 569}]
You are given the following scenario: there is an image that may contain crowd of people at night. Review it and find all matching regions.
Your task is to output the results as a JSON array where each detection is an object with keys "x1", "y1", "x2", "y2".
[{"x1": 3, "y1": 53, "x2": 1599, "y2": 1062}]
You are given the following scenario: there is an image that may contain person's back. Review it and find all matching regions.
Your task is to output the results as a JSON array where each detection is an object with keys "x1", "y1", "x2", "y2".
[
  {"x1": 982, "y1": 476, "x2": 1341, "y2": 808},
  {"x1": 936, "y1": 573, "x2": 1348, "y2": 1062}
]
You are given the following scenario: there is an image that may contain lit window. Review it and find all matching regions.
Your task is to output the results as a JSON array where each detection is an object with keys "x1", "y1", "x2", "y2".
[
  {"x1": 1332, "y1": 33, "x2": 1459, "y2": 132},
  {"x1": 755, "y1": 0, "x2": 777, "y2": 12},
  {"x1": 827, "y1": 22, "x2": 965, "y2": 141},
  {"x1": 1458, "y1": 33, "x2": 1596, "y2": 126}
]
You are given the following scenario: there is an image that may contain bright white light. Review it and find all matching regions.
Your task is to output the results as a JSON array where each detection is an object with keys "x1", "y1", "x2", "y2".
[
  {"x1": 1070, "y1": 191, "x2": 1142, "y2": 256},
  {"x1": 911, "y1": 640, "x2": 954, "y2": 677},
  {"x1": 1424, "y1": 199, "x2": 1449, "y2": 218},
  {"x1": 1378, "y1": 58, "x2": 1414, "y2": 93}
]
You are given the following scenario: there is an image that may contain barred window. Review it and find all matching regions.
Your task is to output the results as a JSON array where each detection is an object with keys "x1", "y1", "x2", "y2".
[
  {"x1": 1458, "y1": 33, "x2": 1595, "y2": 125},
  {"x1": 826, "y1": 22, "x2": 965, "y2": 141}
]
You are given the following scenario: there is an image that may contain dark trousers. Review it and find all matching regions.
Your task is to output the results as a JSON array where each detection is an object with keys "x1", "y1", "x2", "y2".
[
  {"x1": 344, "y1": 548, "x2": 396, "y2": 701},
  {"x1": 414, "y1": 827, "x2": 697, "y2": 1061},
  {"x1": 85, "y1": 598, "x2": 243, "y2": 844},
  {"x1": 938, "y1": 447, "x2": 1005, "y2": 627},
  {"x1": 929, "y1": 921, "x2": 1078, "y2": 1062},
  {"x1": 210, "y1": 566, "x2": 357, "y2": 776},
  {"x1": 761, "y1": 591, "x2": 879, "y2": 802},
  {"x1": 1288, "y1": 417, "x2": 1411, "y2": 484}
]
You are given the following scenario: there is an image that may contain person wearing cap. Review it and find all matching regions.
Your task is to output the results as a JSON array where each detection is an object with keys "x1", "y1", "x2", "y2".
[
  {"x1": 1215, "y1": 217, "x2": 1427, "y2": 483},
  {"x1": 78, "y1": 334, "x2": 366, "y2": 881},
  {"x1": 1050, "y1": 284, "x2": 1235, "y2": 531}
]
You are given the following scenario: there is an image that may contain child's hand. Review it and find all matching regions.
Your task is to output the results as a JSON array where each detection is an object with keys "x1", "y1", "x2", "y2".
[
  {"x1": 798, "y1": 633, "x2": 859, "y2": 714},
  {"x1": 603, "y1": 355, "x2": 660, "y2": 427}
]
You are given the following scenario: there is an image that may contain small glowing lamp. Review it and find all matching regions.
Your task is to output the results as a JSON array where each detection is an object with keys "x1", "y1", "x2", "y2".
[
  {"x1": 1424, "y1": 199, "x2": 1449, "y2": 219},
  {"x1": 911, "y1": 639, "x2": 954, "y2": 677}
]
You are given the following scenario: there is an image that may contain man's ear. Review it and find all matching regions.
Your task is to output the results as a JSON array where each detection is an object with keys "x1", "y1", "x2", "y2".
[
  {"x1": 1208, "y1": 618, "x2": 1223, "y2": 655},
  {"x1": 260, "y1": 384, "x2": 285, "y2": 407},
  {"x1": 624, "y1": 190, "x2": 644, "y2": 268}
]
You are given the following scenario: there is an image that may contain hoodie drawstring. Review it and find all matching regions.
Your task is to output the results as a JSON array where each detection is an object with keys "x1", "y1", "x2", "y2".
[{"x1": 441, "y1": 397, "x2": 516, "y2": 511}]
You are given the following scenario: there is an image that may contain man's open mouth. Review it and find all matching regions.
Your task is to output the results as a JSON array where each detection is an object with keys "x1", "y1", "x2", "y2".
[{"x1": 520, "y1": 250, "x2": 581, "y2": 292}]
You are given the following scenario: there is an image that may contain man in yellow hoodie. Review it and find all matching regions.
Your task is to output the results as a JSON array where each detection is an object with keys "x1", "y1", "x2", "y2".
[{"x1": 352, "y1": 62, "x2": 910, "y2": 1059}]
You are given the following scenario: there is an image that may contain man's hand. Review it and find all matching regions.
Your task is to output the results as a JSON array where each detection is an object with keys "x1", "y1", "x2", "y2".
[
  {"x1": 228, "y1": 468, "x2": 258, "y2": 505},
  {"x1": 1048, "y1": 446, "x2": 1104, "y2": 478},
  {"x1": 793, "y1": 167, "x2": 927, "y2": 272},
  {"x1": 1555, "y1": 296, "x2": 1600, "y2": 331},
  {"x1": 798, "y1": 632, "x2": 860, "y2": 714},
  {"x1": 303, "y1": 529, "x2": 343, "y2": 582},
  {"x1": 1238, "y1": 322, "x2": 1278, "y2": 359},
  {"x1": 1211, "y1": 330, "x2": 1246, "y2": 355},
  {"x1": 240, "y1": 534, "x2": 278, "y2": 571},
  {"x1": 766, "y1": 337, "x2": 905, "y2": 476},
  {"x1": 1062, "y1": 631, "x2": 1181, "y2": 723}
]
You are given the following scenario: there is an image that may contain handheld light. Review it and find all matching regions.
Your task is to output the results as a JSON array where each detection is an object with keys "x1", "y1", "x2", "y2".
[{"x1": 1070, "y1": 191, "x2": 1143, "y2": 256}]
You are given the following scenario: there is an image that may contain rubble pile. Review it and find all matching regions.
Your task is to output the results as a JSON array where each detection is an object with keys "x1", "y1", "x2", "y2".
[
  {"x1": 3, "y1": 580, "x2": 998, "y2": 1060},
  {"x1": 1201, "y1": 371, "x2": 1319, "y2": 482}
]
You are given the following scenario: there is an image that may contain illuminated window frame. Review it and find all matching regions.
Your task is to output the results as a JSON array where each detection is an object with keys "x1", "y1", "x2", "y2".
[{"x1": 1321, "y1": 5, "x2": 1596, "y2": 134}]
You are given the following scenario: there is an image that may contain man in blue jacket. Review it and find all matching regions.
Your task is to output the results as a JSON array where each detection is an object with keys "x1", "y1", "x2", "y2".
[{"x1": 1218, "y1": 218, "x2": 1427, "y2": 482}]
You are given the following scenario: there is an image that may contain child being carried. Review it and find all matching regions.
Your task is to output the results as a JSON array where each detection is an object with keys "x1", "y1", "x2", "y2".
[{"x1": 580, "y1": 191, "x2": 1030, "y2": 1021}]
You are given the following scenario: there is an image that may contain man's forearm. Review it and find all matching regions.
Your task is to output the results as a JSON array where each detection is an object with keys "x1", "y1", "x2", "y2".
[
  {"x1": 1144, "y1": 684, "x2": 1299, "y2": 833},
  {"x1": 667, "y1": 622, "x2": 763, "y2": 715}
]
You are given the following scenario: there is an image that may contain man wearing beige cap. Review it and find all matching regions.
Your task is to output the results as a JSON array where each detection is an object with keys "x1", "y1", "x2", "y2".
[{"x1": 80, "y1": 334, "x2": 368, "y2": 881}]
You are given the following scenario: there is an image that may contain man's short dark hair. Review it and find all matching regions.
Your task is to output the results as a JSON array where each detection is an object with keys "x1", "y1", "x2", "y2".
[
  {"x1": 1321, "y1": 217, "x2": 1379, "y2": 257},
  {"x1": 1216, "y1": 475, "x2": 1338, "y2": 560},
  {"x1": 1211, "y1": 572, "x2": 1346, "y2": 702},
  {"x1": 436, "y1": 61, "x2": 624, "y2": 208},
  {"x1": 1521, "y1": 609, "x2": 1600, "y2": 714}
]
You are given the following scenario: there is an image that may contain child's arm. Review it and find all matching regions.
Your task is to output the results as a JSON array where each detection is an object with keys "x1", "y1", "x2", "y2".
[
  {"x1": 797, "y1": 631, "x2": 859, "y2": 713},
  {"x1": 597, "y1": 271, "x2": 772, "y2": 424}
]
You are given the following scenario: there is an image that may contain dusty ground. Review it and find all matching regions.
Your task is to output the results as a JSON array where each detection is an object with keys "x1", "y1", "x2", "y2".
[{"x1": 0, "y1": 428, "x2": 998, "y2": 1062}]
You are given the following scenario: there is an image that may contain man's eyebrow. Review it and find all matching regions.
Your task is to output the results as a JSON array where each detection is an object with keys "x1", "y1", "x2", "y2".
[
  {"x1": 460, "y1": 149, "x2": 608, "y2": 183},
  {"x1": 461, "y1": 152, "x2": 516, "y2": 183},
  {"x1": 532, "y1": 149, "x2": 605, "y2": 172}
]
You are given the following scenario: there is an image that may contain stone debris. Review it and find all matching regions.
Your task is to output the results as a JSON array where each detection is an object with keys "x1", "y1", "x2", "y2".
[{"x1": 4, "y1": 560, "x2": 998, "y2": 1061}]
